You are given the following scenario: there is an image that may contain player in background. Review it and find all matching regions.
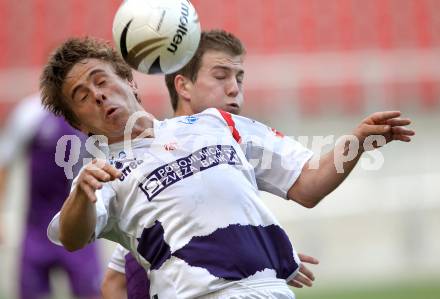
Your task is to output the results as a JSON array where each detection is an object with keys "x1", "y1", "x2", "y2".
[
  {"x1": 42, "y1": 37, "x2": 414, "y2": 299},
  {"x1": 103, "y1": 245, "x2": 149, "y2": 299},
  {"x1": 101, "y1": 29, "x2": 319, "y2": 299},
  {"x1": 0, "y1": 94, "x2": 102, "y2": 299}
]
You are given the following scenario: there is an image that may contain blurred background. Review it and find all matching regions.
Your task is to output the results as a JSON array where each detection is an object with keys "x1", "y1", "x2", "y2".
[{"x1": 0, "y1": 0, "x2": 439, "y2": 298}]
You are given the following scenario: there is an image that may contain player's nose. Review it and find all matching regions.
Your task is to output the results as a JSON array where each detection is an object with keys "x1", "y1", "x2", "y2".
[
  {"x1": 92, "y1": 87, "x2": 107, "y2": 105},
  {"x1": 226, "y1": 78, "x2": 240, "y2": 97}
]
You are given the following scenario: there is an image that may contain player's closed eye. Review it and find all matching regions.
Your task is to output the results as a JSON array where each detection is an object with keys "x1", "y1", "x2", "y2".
[
  {"x1": 214, "y1": 75, "x2": 226, "y2": 80},
  {"x1": 97, "y1": 79, "x2": 106, "y2": 86},
  {"x1": 213, "y1": 70, "x2": 227, "y2": 80},
  {"x1": 74, "y1": 90, "x2": 87, "y2": 102},
  {"x1": 94, "y1": 76, "x2": 106, "y2": 86}
]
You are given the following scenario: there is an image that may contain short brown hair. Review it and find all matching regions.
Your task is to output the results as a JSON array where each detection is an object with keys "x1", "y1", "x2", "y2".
[
  {"x1": 165, "y1": 29, "x2": 246, "y2": 111},
  {"x1": 40, "y1": 37, "x2": 133, "y2": 128}
]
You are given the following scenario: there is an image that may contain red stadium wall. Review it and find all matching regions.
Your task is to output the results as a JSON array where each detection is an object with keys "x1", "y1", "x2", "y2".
[
  {"x1": 1, "y1": 0, "x2": 439, "y2": 123},
  {"x1": 2, "y1": 0, "x2": 439, "y2": 65}
]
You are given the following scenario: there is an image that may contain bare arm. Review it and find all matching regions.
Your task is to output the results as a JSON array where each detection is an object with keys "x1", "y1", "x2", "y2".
[
  {"x1": 288, "y1": 111, "x2": 415, "y2": 208},
  {"x1": 59, "y1": 159, "x2": 121, "y2": 251},
  {"x1": 288, "y1": 137, "x2": 362, "y2": 208},
  {"x1": 59, "y1": 185, "x2": 97, "y2": 251},
  {"x1": 101, "y1": 268, "x2": 127, "y2": 299}
]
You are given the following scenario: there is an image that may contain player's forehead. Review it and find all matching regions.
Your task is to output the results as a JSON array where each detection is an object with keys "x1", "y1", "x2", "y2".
[{"x1": 199, "y1": 50, "x2": 244, "y2": 73}]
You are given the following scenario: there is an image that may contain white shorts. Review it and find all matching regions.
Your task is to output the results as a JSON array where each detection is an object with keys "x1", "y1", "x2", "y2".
[{"x1": 199, "y1": 278, "x2": 295, "y2": 299}]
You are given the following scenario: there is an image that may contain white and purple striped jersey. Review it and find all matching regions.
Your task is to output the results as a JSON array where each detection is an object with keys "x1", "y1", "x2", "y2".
[{"x1": 48, "y1": 108, "x2": 313, "y2": 298}]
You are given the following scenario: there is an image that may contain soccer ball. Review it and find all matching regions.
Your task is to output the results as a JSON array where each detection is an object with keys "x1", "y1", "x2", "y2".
[{"x1": 112, "y1": 0, "x2": 201, "y2": 74}]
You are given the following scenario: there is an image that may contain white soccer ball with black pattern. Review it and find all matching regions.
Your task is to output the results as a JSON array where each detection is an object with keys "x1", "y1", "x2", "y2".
[{"x1": 112, "y1": 0, "x2": 201, "y2": 74}]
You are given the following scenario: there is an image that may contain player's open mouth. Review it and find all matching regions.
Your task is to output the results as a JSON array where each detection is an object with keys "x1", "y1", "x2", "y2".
[
  {"x1": 105, "y1": 107, "x2": 118, "y2": 119},
  {"x1": 227, "y1": 103, "x2": 240, "y2": 111}
]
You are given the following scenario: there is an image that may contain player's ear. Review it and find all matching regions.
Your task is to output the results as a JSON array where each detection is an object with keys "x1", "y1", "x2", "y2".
[
  {"x1": 127, "y1": 80, "x2": 141, "y2": 103},
  {"x1": 174, "y1": 74, "x2": 192, "y2": 101}
]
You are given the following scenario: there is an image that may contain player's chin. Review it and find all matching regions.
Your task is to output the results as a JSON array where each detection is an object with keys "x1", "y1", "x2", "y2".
[{"x1": 224, "y1": 104, "x2": 241, "y2": 115}]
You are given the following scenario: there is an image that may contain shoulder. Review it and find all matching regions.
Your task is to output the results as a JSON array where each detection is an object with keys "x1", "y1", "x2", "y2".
[
  {"x1": 113, "y1": 244, "x2": 130, "y2": 259},
  {"x1": 9, "y1": 94, "x2": 45, "y2": 126},
  {"x1": 159, "y1": 108, "x2": 229, "y2": 130},
  {"x1": 194, "y1": 108, "x2": 255, "y2": 129}
]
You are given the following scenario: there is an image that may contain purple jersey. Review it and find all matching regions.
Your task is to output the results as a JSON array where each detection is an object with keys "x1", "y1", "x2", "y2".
[
  {"x1": 0, "y1": 95, "x2": 102, "y2": 299},
  {"x1": 26, "y1": 112, "x2": 81, "y2": 230},
  {"x1": 125, "y1": 252, "x2": 150, "y2": 299}
]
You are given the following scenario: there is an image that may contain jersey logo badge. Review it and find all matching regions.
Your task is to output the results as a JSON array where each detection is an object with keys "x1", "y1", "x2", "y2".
[
  {"x1": 178, "y1": 115, "x2": 198, "y2": 125},
  {"x1": 138, "y1": 145, "x2": 242, "y2": 201}
]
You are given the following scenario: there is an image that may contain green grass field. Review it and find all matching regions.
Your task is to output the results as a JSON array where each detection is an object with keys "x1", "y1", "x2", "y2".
[
  {"x1": 293, "y1": 281, "x2": 440, "y2": 299},
  {"x1": 1, "y1": 281, "x2": 439, "y2": 299}
]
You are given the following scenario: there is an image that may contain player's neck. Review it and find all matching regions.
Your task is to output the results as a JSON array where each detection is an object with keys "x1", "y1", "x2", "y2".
[
  {"x1": 174, "y1": 105, "x2": 195, "y2": 117},
  {"x1": 108, "y1": 116, "x2": 155, "y2": 144}
]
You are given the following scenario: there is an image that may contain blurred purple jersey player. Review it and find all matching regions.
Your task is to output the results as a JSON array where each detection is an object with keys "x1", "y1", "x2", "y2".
[{"x1": 0, "y1": 94, "x2": 102, "y2": 299}]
